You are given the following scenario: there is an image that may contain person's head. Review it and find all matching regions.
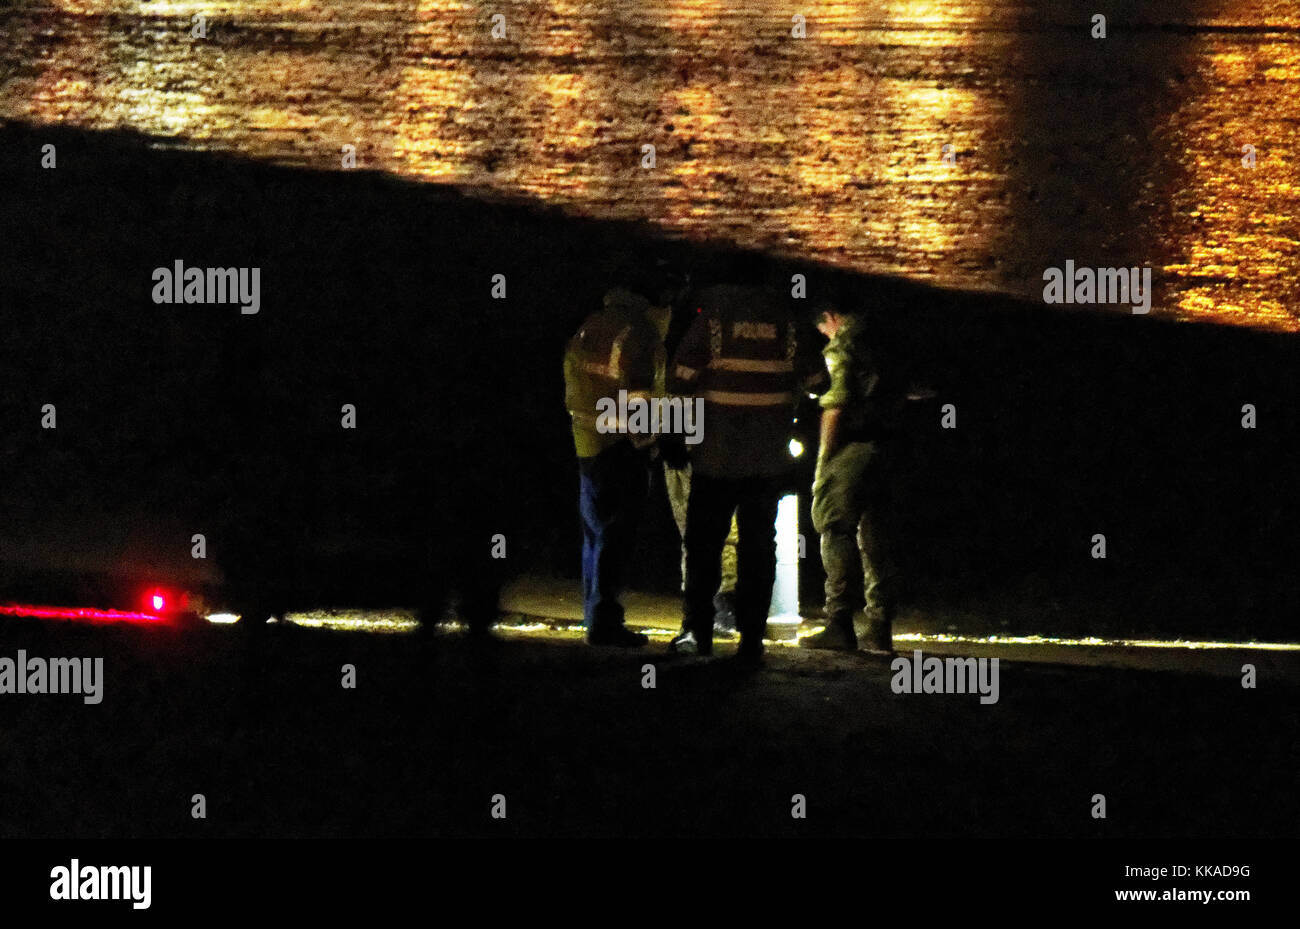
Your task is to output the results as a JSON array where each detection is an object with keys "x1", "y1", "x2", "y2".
[
  {"x1": 814, "y1": 301, "x2": 850, "y2": 339},
  {"x1": 602, "y1": 285, "x2": 672, "y2": 341},
  {"x1": 605, "y1": 249, "x2": 658, "y2": 300}
]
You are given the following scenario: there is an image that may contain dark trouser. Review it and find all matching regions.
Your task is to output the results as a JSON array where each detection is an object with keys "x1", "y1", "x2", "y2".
[
  {"x1": 579, "y1": 441, "x2": 651, "y2": 632},
  {"x1": 812, "y1": 440, "x2": 901, "y2": 622},
  {"x1": 664, "y1": 462, "x2": 738, "y2": 604},
  {"x1": 683, "y1": 472, "x2": 781, "y2": 644}
]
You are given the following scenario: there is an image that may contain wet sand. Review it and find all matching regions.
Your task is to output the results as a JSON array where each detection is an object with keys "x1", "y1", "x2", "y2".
[
  {"x1": 0, "y1": 615, "x2": 1294, "y2": 839},
  {"x1": 498, "y1": 574, "x2": 1300, "y2": 683}
]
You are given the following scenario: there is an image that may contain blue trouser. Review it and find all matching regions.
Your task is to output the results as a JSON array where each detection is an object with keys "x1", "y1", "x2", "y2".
[{"x1": 579, "y1": 441, "x2": 650, "y2": 632}]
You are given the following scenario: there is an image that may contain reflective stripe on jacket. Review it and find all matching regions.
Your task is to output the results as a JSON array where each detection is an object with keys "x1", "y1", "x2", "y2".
[
  {"x1": 564, "y1": 289, "x2": 665, "y2": 458},
  {"x1": 668, "y1": 284, "x2": 806, "y2": 477}
]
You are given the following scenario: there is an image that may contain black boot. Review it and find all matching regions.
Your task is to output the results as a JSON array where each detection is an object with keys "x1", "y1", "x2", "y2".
[
  {"x1": 862, "y1": 609, "x2": 894, "y2": 654},
  {"x1": 587, "y1": 625, "x2": 649, "y2": 648},
  {"x1": 800, "y1": 613, "x2": 857, "y2": 651},
  {"x1": 734, "y1": 636, "x2": 764, "y2": 664},
  {"x1": 732, "y1": 611, "x2": 766, "y2": 665}
]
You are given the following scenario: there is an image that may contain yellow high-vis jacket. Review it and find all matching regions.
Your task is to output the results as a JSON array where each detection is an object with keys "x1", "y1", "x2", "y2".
[{"x1": 563, "y1": 288, "x2": 667, "y2": 459}]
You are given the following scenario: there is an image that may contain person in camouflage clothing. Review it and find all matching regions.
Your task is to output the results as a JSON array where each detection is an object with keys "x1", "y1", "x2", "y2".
[{"x1": 801, "y1": 301, "x2": 906, "y2": 654}]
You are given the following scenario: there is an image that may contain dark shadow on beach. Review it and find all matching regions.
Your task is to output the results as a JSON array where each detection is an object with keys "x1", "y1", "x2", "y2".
[
  {"x1": 1, "y1": 120, "x2": 1298, "y2": 644},
  {"x1": 0, "y1": 616, "x2": 1294, "y2": 839}
]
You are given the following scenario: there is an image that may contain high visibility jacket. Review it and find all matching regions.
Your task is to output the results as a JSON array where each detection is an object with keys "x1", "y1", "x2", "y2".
[
  {"x1": 563, "y1": 288, "x2": 666, "y2": 459},
  {"x1": 668, "y1": 284, "x2": 807, "y2": 478}
]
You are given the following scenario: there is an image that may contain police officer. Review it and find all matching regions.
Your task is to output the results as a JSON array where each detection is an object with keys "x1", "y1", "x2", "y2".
[
  {"x1": 667, "y1": 283, "x2": 809, "y2": 661},
  {"x1": 564, "y1": 284, "x2": 671, "y2": 647},
  {"x1": 663, "y1": 463, "x2": 739, "y2": 631},
  {"x1": 801, "y1": 301, "x2": 906, "y2": 653}
]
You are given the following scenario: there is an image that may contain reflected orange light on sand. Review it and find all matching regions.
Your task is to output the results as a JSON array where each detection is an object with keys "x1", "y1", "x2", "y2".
[
  {"x1": 1162, "y1": 28, "x2": 1300, "y2": 330},
  {"x1": 389, "y1": 61, "x2": 478, "y2": 182}
]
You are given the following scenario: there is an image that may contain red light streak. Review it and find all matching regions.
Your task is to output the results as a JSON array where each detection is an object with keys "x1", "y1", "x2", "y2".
[{"x1": 0, "y1": 603, "x2": 164, "y2": 623}]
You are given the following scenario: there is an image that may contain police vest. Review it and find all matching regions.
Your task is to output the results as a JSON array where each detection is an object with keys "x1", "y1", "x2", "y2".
[{"x1": 670, "y1": 285, "x2": 799, "y2": 478}]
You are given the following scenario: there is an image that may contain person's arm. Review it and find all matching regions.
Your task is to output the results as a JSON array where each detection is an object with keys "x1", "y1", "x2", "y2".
[
  {"x1": 651, "y1": 339, "x2": 667, "y2": 399},
  {"x1": 803, "y1": 367, "x2": 831, "y2": 396},
  {"x1": 660, "y1": 314, "x2": 711, "y2": 465},
  {"x1": 619, "y1": 323, "x2": 656, "y2": 397},
  {"x1": 794, "y1": 320, "x2": 830, "y2": 396},
  {"x1": 815, "y1": 340, "x2": 850, "y2": 479},
  {"x1": 667, "y1": 312, "x2": 710, "y2": 397},
  {"x1": 634, "y1": 337, "x2": 668, "y2": 451},
  {"x1": 562, "y1": 336, "x2": 579, "y2": 416},
  {"x1": 617, "y1": 324, "x2": 663, "y2": 449},
  {"x1": 818, "y1": 406, "x2": 844, "y2": 467}
]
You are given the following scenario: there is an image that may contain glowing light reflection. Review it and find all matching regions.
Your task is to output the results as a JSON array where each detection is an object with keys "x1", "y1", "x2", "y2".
[
  {"x1": 0, "y1": 603, "x2": 162, "y2": 623},
  {"x1": 283, "y1": 609, "x2": 421, "y2": 633}
]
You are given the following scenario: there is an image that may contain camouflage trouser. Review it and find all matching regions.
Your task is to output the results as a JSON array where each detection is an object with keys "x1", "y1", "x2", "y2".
[
  {"x1": 664, "y1": 462, "x2": 737, "y2": 599},
  {"x1": 811, "y1": 440, "x2": 900, "y2": 620}
]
